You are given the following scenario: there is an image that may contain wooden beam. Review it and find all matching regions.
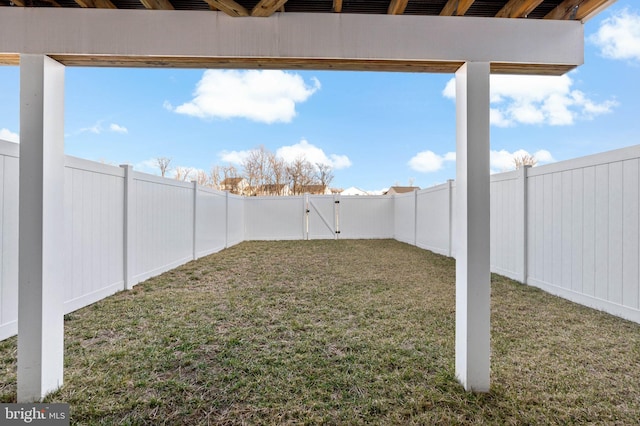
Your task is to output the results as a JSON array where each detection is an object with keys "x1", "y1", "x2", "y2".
[
  {"x1": 0, "y1": 9, "x2": 584, "y2": 74},
  {"x1": 45, "y1": 55, "x2": 577, "y2": 76},
  {"x1": 545, "y1": 0, "x2": 614, "y2": 21},
  {"x1": 203, "y1": 0, "x2": 249, "y2": 16},
  {"x1": 496, "y1": 0, "x2": 544, "y2": 18},
  {"x1": 94, "y1": 0, "x2": 117, "y2": 8},
  {"x1": 388, "y1": 0, "x2": 409, "y2": 15},
  {"x1": 440, "y1": 0, "x2": 475, "y2": 16},
  {"x1": 73, "y1": 0, "x2": 117, "y2": 8},
  {"x1": 251, "y1": 0, "x2": 288, "y2": 17},
  {"x1": 0, "y1": 54, "x2": 20, "y2": 65},
  {"x1": 140, "y1": 0, "x2": 174, "y2": 10},
  {"x1": 333, "y1": 0, "x2": 342, "y2": 13},
  {"x1": 10, "y1": 0, "x2": 25, "y2": 6}
]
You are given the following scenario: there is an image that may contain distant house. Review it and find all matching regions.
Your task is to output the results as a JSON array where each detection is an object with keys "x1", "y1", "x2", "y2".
[
  {"x1": 384, "y1": 186, "x2": 420, "y2": 195},
  {"x1": 300, "y1": 184, "x2": 332, "y2": 195},
  {"x1": 221, "y1": 177, "x2": 249, "y2": 195},
  {"x1": 341, "y1": 186, "x2": 370, "y2": 196}
]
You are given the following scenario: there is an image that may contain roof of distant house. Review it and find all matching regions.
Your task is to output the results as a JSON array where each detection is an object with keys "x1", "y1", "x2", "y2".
[
  {"x1": 341, "y1": 187, "x2": 370, "y2": 196},
  {"x1": 221, "y1": 177, "x2": 245, "y2": 185},
  {"x1": 384, "y1": 186, "x2": 420, "y2": 195}
]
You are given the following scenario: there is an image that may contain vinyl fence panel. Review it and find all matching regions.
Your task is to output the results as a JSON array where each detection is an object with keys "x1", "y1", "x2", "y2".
[
  {"x1": 490, "y1": 169, "x2": 526, "y2": 282},
  {"x1": 415, "y1": 182, "x2": 452, "y2": 256},
  {"x1": 227, "y1": 194, "x2": 245, "y2": 246},
  {"x1": 131, "y1": 172, "x2": 194, "y2": 284},
  {"x1": 245, "y1": 196, "x2": 305, "y2": 240},
  {"x1": 394, "y1": 192, "x2": 416, "y2": 245},
  {"x1": 195, "y1": 186, "x2": 228, "y2": 257},
  {"x1": 63, "y1": 156, "x2": 125, "y2": 313},
  {"x1": 526, "y1": 146, "x2": 640, "y2": 323},
  {"x1": 339, "y1": 195, "x2": 393, "y2": 239},
  {"x1": 0, "y1": 141, "x2": 19, "y2": 340}
]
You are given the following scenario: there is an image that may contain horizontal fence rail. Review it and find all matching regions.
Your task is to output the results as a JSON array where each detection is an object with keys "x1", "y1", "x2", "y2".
[{"x1": 1, "y1": 139, "x2": 639, "y2": 341}]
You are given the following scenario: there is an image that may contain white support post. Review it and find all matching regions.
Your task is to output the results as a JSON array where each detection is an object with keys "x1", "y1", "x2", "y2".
[
  {"x1": 192, "y1": 181, "x2": 198, "y2": 260},
  {"x1": 17, "y1": 55, "x2": 65, "y2": 402},
  {"x1": 518, "y1": 165, "x2": 531, "y2": 283},
  {"x1": 120, "y1": 164, "x2": 135, "y2": 290},
  {"x1": 413, "y1": 189, "x2": 418, "y2": 247},
  {"x1": 447, "y1": 179, "x2": 454, "y2": 258},
  {"x1": 304, "y1": 194, "x2": 309, "y2": 240},
  {"x1": 225, "y1": 191, "x2": 229, "y2": 249},
  {"x1": 455, "y1": 62, "x2": 491, "y2": 393}
]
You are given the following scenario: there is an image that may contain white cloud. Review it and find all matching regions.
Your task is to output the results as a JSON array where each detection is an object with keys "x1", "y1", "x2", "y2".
[
  {"x1": 169, "y1": 70, "x2": 321, "y2": 124},
  {"x1": 219, "y1": 150, "x2": 251, "y2": 165},
  {"x1": 490, "y1": 149, "x2": 554, "y2": 173},
  {"x1": 442, "y1": 78, "x2": 456, "y2": 99},
  {"x1": 590, "y1": 9, "x2": 640, "y2": 63},
  {"x1": 218, "y1": 141, "x2": 350, "y2": 170},
  {"x1": 76, "y1": 120, "x2": 128, "y2": 135},
  {"x1": 409, "y1": 148, "x2": 553, "y2": 174},
  {"x1": 442, "y1": 74, "x2": 616, "y2": 127},
  {"x1": 0, "y1": 128, "x2": 19, "y2": 143},
  {"x1": 80, "y1": 122, "x2": 103, "y2": 134},
  {"x1": 109, "y1": 123, "x2": 128, "y2": 134},
  {"x1": 134, "y1": 158, "x2": 160, "y2": 174},
  {"x1": 408, "y1": 150, "x2": 456, "y2": 173},
  {"x1": 276, "y1": 140, "x2": 352, "y2": 170}
]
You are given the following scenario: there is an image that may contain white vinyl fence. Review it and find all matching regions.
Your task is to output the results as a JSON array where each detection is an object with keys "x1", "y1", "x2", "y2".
[
  {"x1": 2, "y1": 138, "x2": 640, "y2": 341},
  {"x1": 526, "y1": 147, "x2": 640, "y2": 323},
  {"x1": 0, "y1": 141, "x2": 18, "y2": 340},
  {"x1": 245, "y1": 194, "x2": 394, "y2": 241},
  {"x1": 394, "y1": 145, "x2": 640, "y2": 324},
  {"x1": 0, "y1": 140, "x2": 245, "y2": 340}
]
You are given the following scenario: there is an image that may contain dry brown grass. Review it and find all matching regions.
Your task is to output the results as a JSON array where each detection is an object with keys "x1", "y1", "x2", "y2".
[{"x1": 1, "y1": 240, "x2": 639, "y2": 424}]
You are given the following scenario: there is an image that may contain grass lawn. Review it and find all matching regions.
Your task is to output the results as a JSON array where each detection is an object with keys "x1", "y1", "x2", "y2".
[{"x1": 1, "y1": 239, "x2": 640, "y2": 424}]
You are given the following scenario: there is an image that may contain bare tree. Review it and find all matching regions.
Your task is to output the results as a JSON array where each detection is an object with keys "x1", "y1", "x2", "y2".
[
  {"x1": 194, "y1": 169, "x2": 209, "y2": 186},
  {"x1": 242, "y1": 146, "x2": 272, "y2": 196},
  {"x1": 269, "y1": 153, "x2": 288, "y2": 195},
  {"x1": 315, "y1": 163, "x2": 334, "y2": 191},
  {"x1": 514, "y1": 154, "x2": 538, "y2": 169},
  {"x1": 174, "y1": 166, "x2": 193, "y2": 182},
  {"x1": 209, "y1": 165, "x2": 223, "y2": 190},
  {"x1": 408, "y1": 177, "x2": 416, "y2": 187},
  {"x1": 287, "y1": 156, "x2": 316, "y2": 195},
  {"x1": 156, "y1": 157, "x2": 172, "y2": 177},
  {"x1": 223, "y1": 165, "x2": 239, "y2": 180}
]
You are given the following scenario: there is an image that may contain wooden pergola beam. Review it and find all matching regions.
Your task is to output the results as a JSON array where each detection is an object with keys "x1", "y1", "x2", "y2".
[
  {"x1": 203, "y1": 0, "x2": 249, "y2": 16},
  {"x1": 440, "y1": 0, "x2": 475, "y2": 16},
  {"x1": 140, "y1": 0, "x2": 174, "y2": 10},
  {"x1": 94, "y1": 0, "x2": 117, "y2": 8},
  {"x1": 545, "y1": 0, "x2": 614, "y2": 21},
  {"x1": 388, "y1": 0, "x2": 409, "y2": 15},
  {"x1": 73, "y1": 0, "x2": 117, "y2": 8},
  {"x1": 496, "y1": 0, "x2": 544, "y2": 18},
  {"x1": 251, "y1": 0, "x2": 288, "y2": 17}
]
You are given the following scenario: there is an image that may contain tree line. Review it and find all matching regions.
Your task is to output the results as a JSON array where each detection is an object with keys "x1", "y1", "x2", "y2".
[{"x1": 156, "y1": 146, "x2": 335, "y2": 196}]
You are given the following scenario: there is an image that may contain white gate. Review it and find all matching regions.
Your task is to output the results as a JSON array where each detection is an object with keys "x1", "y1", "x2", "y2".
[{"x1": 305, "y1": 194, "x2": 340, "y2": 239}]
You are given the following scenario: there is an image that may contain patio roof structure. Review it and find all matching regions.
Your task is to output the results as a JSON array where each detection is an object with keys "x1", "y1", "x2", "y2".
[{"x1": 0, "y1": 0, "x2": 616, "y2": 402}]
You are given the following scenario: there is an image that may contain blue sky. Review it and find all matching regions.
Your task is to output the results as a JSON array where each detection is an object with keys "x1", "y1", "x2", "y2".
[{"x1": 1, "y1": 2, "x2": 639, "y2": 194}]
